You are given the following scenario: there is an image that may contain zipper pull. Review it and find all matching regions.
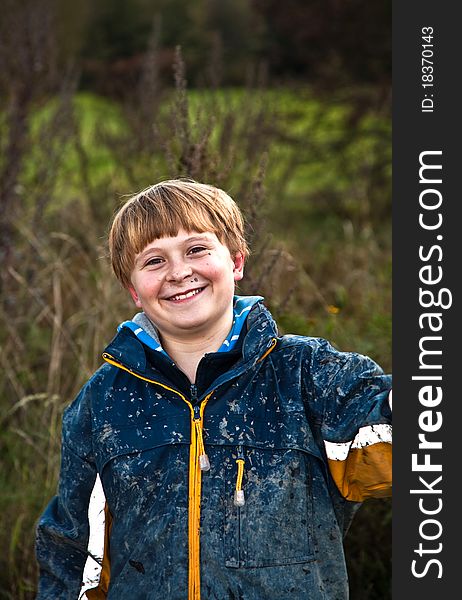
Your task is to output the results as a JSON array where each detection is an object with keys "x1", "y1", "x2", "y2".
[
  {"x1": 199, "y1": 453, "x2": 211, "y2": 472},
  {"x1": 193, "y1": 404, "x2": 210, "y2": 472},
  {"x1": 190, "y1": 384, "x2": 198, "y2": 404},
  {"x1": 234, "y1": 446, "x2": 246, "y2": 507}
]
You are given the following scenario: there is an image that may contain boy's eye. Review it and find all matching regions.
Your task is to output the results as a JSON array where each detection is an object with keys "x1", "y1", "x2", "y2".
[
  {"x1": 144, "y1": 257, "x2": 164, "y2": 267},
  {"x1": 188, "y1": 246, "x2": 207, "y2": 255}
]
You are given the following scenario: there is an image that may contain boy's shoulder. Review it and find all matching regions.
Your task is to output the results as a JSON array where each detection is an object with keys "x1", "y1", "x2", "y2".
[
  {"x1": 275, "y1": 332, "x2": 348, "y2": 361},
  {"x1": 273, "y1": 333, "x2": 386, "y2": 382},
  {"x1": 65, "y1": 361, "x2": 118, "y2": 411},
  {"x1": 277, "y1": 333, "x2": 332, "y2": 349}
]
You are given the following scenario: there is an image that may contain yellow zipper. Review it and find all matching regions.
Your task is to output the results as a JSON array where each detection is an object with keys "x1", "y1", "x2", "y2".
[
  {"x1": 257, "y1": 337, "x2": 277, "y2": 363},
  {"x1": 102, "y1": 353, "x2": 212, "y2": 600},
  {"x1": 188, "y1": 394, "x2": 213, "y2": 600},
  {"x1": 234, "y1": 456, "x2": 246, "y2": 507}
]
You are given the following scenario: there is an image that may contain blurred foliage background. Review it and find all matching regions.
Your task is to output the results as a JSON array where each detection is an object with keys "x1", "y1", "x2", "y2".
[{"x1": 0, "y1": 0, "x2": 391, "y2": 598}]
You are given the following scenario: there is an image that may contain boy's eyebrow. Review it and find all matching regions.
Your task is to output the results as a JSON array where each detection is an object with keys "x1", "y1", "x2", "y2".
[{"x1": 182, "y1": 234, "x2": 214, "y2": 244}]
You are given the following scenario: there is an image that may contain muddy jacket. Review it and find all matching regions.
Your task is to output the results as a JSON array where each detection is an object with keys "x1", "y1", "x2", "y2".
[{"x1": 36, "y1": 303, "x2": 392, "y2": 600}]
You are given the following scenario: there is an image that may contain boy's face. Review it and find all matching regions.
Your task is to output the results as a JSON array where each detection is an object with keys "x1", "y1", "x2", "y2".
[{"x1": 128, "y1": 229, "x2": 244, "y2": 342}]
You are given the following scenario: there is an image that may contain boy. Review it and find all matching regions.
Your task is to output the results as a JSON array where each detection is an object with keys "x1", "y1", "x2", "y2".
[{"x1": 36, "y1": 179, "x2": 392, "y2": 600}]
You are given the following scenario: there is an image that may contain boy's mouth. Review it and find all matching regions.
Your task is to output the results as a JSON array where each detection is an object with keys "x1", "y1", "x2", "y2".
[{"x1": 165, "y1": 286, "x2": 206, "y2": 302}]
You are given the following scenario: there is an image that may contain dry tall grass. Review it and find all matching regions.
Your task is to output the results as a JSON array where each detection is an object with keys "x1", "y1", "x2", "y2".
[{"x1": 0, "y1": 35, "x2": 391, "y2": 600}]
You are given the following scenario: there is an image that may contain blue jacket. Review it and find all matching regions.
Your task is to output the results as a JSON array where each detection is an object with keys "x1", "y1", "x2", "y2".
[{"x1": 36, "y1": 303, "x2": 392, "y2": 600}]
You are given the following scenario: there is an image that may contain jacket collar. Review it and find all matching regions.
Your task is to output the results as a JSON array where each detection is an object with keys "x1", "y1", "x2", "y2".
[
  {"x1": 242, "y1": 302, "x2": 278, "y2": 361},
  {"x1": 116, "y1": 295, "x2": 264, "y2": 357},
  {"x1": 102, "y1": 301, "x2": 278, "y2": 378}
]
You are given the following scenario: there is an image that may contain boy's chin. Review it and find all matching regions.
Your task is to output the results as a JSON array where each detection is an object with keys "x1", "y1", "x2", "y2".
[{"x1": 154, "y1": 313, "x2": 206, "y2": 332}]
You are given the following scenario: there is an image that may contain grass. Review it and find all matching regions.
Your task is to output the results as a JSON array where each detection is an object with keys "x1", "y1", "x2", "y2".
[{"x1": 0, "y1": 83, "x2": 391, "y2": 599}]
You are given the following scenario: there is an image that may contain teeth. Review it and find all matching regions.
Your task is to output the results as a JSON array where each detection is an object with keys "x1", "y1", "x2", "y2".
[{"x1": 169, "y1": 287, "x2": 203, "y2": 301}]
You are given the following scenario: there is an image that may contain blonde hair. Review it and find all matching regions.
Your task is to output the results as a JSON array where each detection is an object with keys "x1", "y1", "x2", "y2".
[{"x1": 109, "y1": 179, "x2": 249, "y2": 288}]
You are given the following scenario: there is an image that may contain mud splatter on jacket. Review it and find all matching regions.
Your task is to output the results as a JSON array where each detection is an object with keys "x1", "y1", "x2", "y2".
[{"x1": 36, "y1": 303, "x2": 392, "y2": 600}]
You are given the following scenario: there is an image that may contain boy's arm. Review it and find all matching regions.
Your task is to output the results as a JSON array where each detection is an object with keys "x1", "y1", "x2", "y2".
[
  {"x1": 36, "y1": 385, "x2": 97, "y2": 600},
  {"x1": 309, "y1": 341, "x2": 392, "y2": 503}
]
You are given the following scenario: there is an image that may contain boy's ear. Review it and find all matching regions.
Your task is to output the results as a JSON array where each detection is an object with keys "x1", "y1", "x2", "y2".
[
  {"x1": 233, "y1": 252, "x2": 245, "y2": 282},
  {"x1": 128, "y1": 285, "x2": 142, "y2": 308}
]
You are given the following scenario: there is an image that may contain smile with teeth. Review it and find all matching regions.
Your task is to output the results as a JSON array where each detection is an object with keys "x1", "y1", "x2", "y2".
[{"x1": 166, "y1": 287, "x2": 205, "y2": 302}]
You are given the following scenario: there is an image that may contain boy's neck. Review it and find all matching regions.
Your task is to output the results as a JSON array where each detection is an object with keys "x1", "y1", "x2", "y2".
[{"x1": 159, "y1": 313, "x2": 233, "y2": 383}]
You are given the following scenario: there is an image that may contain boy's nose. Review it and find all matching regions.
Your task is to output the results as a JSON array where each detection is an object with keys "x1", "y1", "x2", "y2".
[{"x1": 166, "y1": 261, "x2": 193, "y2": 282}]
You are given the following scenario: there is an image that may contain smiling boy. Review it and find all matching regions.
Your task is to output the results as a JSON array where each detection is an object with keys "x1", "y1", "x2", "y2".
[
  {"x1": 36, "y1": 179, "x2": 392, "y2": 600},
  {"x1": 127, "y1": 228, "x2": 244, "y2": 383}
]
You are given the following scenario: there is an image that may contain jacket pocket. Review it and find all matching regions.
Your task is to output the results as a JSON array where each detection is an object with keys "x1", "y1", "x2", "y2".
[
  {"x1": 94, "y1": 416, "x2": 190, "y2": 473},
  {"x1": 93, "y1": 421, "x2": 190, "y2": 518},
  {"x1": 224, "y1": 445, "x2": 315, "y2": 568}
]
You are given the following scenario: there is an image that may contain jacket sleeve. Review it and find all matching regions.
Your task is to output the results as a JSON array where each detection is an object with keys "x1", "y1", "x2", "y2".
[
  {"x1": 309, "y1": 339, "x2": 392, "y2": 502},
  {"x1": 36, "y1": 383, "x2": 97, "y2": 600}
]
